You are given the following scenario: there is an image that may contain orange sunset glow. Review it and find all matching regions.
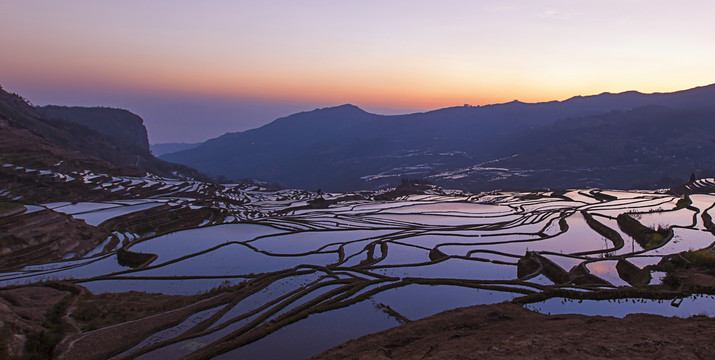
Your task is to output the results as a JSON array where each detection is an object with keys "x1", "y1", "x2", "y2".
[{"x1": 2, "y1": 0, "x2": 714, "y2": 141}]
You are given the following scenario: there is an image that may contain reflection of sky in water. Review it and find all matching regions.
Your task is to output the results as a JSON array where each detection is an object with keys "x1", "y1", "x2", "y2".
[
  {"x1": 249, "y1": 229, "x2": 396, "y2": 254},
  {"x1": 586, "y1": 260, "x2": 629, "y2": 287},
  {"x1": 212, "y1": 301, "x2": 397, "y2": 360},
  {"x1": 372, "y1": 284, "x2": 518, "y2": 320},
  {"x1": 82, "y1": 278, "x2": 247, "y2": 295},
  {"x1": 4, "y1": 189, "x2": 715, "y2": 360},
  {"x1": 527, "y1": 294, "x2": 715, "y2": 318},
  {"x1": 382, "y1": 201, "x2": 512, "y2": 214},
  {"x1": 584, "y1": 197, "x2": 675, "y2": 215},
  {"x1": 131, "y1": 224, "x2": 286, "y2": 263},
  {"x1": 133, "y1": 244, "x2": 338, "y2": 277},
  {"x1": 210, "y1": 274, "x2": 323, "y2": 328},
  {"x1": 120, "y1": 305, "x2": 224, "y2": 357},
  {"x1": 372, "y1": 242, "x2": 430, "y2": 265},
  {"x1": 562, "y1": 190, "x2": 602, "y2": 204},
  {"x1": 0, "y1": 255, "x2": 127, "y2": 287},
  {"x1": 373, "y1": 213, "x2": 521, "y2": 226},
  {"x1": 399, "y1": 234, "x2": 535, "y2": 250},
  {"x1": 651, "y1": 228, "x2": 714, "y2": 255},
  {"x1": 48, "y1": 202, "x2": 123, "y2": 215},
  {"x1": 690, "y1": 194, "x2": 715, "y2": 212},
  {"x1": 637, "y1": 208, "x2": 697, "y2": 228},
  {"x1": 71, "y1": 203, "x2": 164, "y2": 226},
  {"x1": 539, "y1": 254, "x2": 583, "y2": 272},
  {"x1": 373, "y1": 257, "x2": 515, "y2": 281}
]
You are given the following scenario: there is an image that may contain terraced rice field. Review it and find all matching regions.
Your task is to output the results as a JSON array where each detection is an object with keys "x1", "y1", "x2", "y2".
[{"x1": 2, "y1": 172, "x2": 714, "y2": 358}]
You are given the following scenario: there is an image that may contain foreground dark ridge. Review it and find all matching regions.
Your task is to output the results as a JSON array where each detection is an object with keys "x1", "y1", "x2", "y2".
[{"x1": 312, "y1": 302, "x2": 715, "y2": 360}]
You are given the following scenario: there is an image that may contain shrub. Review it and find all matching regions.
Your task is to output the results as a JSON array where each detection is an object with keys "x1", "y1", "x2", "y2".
[
  {"x1": 661, "y1": 272, "x2": 681, "y2": 288},
  {"x1": 675, "y1": 195, "x2": 692, "y2": 209},
  {"x1": 681, "y1": 249, "x2": 715, "y2": 268},
  {"x1": 0, "y1": 202, "x2": 23, "y2": 212}
]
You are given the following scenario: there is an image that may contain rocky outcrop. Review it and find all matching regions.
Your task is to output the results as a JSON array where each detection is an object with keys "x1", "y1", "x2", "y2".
[
  {"x1": 0, "y1": 88, "x2": 209, "y2": 181},
  {"x1": 616, "y1": 259, "x2": 652, "y2": 287},
  {"x1": 38, "y1": 106, "x2": 150, "y2": 150},
  {"x1": 0, "y1": 286, "x2": 70, "y2": 359},
  {"x1": 0, "y1": 116, "x2": 140, "y2": 177}
]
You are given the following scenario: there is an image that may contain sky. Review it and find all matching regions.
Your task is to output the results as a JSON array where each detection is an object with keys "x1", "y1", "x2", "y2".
[{"x1": 1, "y1": 1, "x2": 714, "y2": 143}]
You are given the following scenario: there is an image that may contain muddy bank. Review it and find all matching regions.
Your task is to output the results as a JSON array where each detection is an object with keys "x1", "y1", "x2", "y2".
[{"x1": 312, "y1": 302, "x2": 715, "y2": 360}]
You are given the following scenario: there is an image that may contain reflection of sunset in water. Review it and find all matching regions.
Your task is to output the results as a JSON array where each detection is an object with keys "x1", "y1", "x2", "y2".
[{"x1": 589, "y1": 262, "x2": 611, "y2": 274}]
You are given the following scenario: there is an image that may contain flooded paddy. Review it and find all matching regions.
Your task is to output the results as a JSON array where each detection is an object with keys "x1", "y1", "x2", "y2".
[{"x1": 3, "y1": 187, "x2": 714, "y2": 359}]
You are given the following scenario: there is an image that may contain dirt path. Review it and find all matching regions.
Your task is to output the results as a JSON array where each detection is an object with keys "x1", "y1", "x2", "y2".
[
  {"x1": 60, "y1": 285, "x2": 86, "y2": 334},
  {"x1": 312, "y1": 302, "x2": 715, "y2": 360}
]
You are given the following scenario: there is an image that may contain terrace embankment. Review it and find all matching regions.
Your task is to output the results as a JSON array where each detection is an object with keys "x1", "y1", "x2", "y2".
[
  {"x1": 702, "y1": 209, "x2": 715, "y2": 234},
  {"x1": 0, "y1": 209, "x2": 108, "y2": 268},
  {"x1": 0, "y1": 282, "x2": 237, "y2": 360},
  {"x1": 655, "y1": 249, "x2": 715, "y2": 288},
  {"x1": 116, "y1": 248, "x2": 157, "y2": 268},
  {"x1": 312, "y1": 302, "x2": 715, "y2": 360},
  {"x1": 55, "y1": 292, "x2": 235, "y2": 360},
  {"x1": 517, "y1": 252, "x2": 611, "y2": 287},
  {"x1": 99, "y1": 204, "x2": 226, "y2": 240},
  {"x1": 616, "y1": 213, "x2": 673, "y2": 249},
  {"x1": 581, "y1": 210, "x2": 624, "y2": 249}
]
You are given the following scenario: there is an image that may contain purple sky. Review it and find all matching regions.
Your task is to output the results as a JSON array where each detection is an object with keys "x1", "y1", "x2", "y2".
[
  {"x1": 2, "y1": 1, "x2": 714, "y2": 143},
  {"x1": 1, "y1": 80, "x2": 419, "y2": 143}
]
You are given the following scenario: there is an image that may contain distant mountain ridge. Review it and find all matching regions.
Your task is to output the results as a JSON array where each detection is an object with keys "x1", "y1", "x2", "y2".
[
  {"x1": 151, "y1": 142, "x2": 202, "y2": 157},
  {"x1": 162, "y1": 83, "x2": 715, "y2": 191}
]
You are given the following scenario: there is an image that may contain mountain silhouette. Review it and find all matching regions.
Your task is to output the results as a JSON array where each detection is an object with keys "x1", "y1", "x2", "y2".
[
  {"x1": 0, "y1": 85, "x2": 208, "y2": 180},
  {"x1": 161, "y1": 84, "x2": 715, "y2": 191}
]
